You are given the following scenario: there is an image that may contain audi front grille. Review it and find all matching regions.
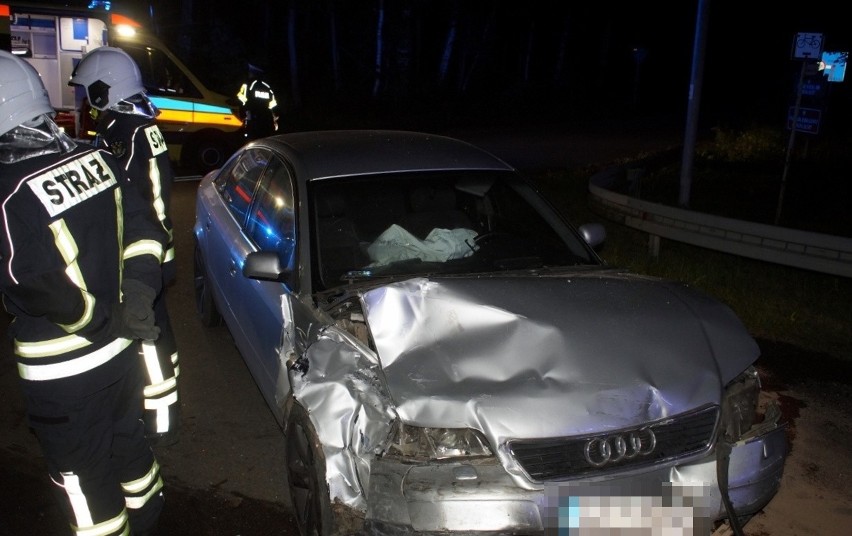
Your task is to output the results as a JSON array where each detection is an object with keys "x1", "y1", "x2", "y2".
[{"x1": 507, "y1": 405, "x2": 719, "y2": 482}]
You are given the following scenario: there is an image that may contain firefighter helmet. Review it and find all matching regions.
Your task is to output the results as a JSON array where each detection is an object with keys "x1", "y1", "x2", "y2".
[
  {"x1": 69, "y1": 46, "x2": 145, "y2": 111},
  {"x1": 0, "y1": 50, "x2": 55, "y2": 137}
]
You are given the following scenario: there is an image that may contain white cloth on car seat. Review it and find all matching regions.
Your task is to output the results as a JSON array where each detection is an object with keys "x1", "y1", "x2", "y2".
[{"x1": 367, "y1": 224, "x2": 478, "y2": 267}]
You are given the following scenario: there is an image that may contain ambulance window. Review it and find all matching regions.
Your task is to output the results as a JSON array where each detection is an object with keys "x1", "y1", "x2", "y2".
[
  {"x1": 120, "y1": 44, "x2": 202, "y2": 99},
  {"x1": 31, "y1": 33, "x2": 57, "y2": 58}
]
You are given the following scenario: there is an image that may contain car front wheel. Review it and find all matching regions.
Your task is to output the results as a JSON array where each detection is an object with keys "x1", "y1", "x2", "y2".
[{"x1": 286, "y1": 404, "x2": 335, "y2": 536}]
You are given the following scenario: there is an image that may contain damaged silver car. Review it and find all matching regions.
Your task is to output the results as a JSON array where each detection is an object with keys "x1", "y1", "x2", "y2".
[{"x1": 193, "y1": 130, "x2": 787, "y2": 535}]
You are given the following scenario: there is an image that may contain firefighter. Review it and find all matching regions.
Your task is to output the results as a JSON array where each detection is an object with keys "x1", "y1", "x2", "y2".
[
  {"x1": 68, "y1": 46, "x2": 181, "y2": 447},
  {"x1": 0, "y1": 50, "x2": 166, "y2": 535},
  {"x1": 236, "y1": 62, "x2": 279, "y2": 140}
]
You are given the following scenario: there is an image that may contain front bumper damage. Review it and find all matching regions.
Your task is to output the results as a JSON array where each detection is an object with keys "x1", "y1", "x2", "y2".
[
  {"x1": 363, "y1": 420, "x2": 787, "y2": 534},
  {"x1": 290, "y1": 278, "x2": 788, "y2": 534}
]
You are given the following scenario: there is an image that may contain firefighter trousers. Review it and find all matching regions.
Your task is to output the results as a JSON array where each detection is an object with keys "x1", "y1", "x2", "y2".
[
  {"x1": 25, "y1": 346, "x2": 165, "y2": 536},
  {"x1": 139, "y1": 290, "x2": 180, "y2": 445}
]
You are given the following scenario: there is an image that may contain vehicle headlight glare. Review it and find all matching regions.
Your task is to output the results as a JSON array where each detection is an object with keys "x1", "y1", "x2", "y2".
[
  {"x1": 720, "y1": 365, "x2": 760, "y2": 442},
  {"x1": 114, "y1": 24, "x2": 136, "y2": 38},
  {"x1": 386, "y1": 422, "x2": 493, "y2": 460}
]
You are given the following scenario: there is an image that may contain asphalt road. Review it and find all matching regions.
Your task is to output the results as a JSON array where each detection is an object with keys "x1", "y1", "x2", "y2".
[{"x1": 2, "y1": 120, "x2": 851, "y2": 536}]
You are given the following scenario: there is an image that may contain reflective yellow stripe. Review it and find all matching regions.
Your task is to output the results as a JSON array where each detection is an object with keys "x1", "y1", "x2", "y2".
[
  {"x1": 154, "y1": 109, "x2": 191, "y2": 123},
  {"x1": 123, "y1": 239, "x2": 164, "y2": 262},
  {"x1": 73, "y1": 510, "x2": 129, "y2": 536},
  {"x1": 48, "y1": 220, "x2": 96, "y2": 333},
  {"x1": 58, "y1": 472, "x2": 129, "y2": 536},
  {"x1": 115, "y1": 189, "x2": 124, "y2": 282},
  {"x1": 145, "y1": 390, "x2": 178, "y2": 410},
  {"x1": 141, "y1": 341, "x2": 164, "y2": 382},
  {"x1": 141, "y1": 339, "x2": 177, "y2": 434},
  {"x1": 194, "y1": 110, "x2": 241, "y2": 125},
  {"x1": 148, "y1": 158, "x2": 167, "y2": 227},
  {"x1": 17, "y1": 338, "x2": 132, "y2": 381},
  {"x1": 122, "y1": 460, "x2": 160, "y2": 495},
  {"x1": 59, "y1": 472, "x2": 93, "y2": 528},
  {"x1": 143, "y1": 376, "x2": 178, "y2": 398},
  {"x1": 49, "y1": 220, "x2": 78, "y2": 277},
  {"x1": 147, "y1": 157, "x2": 176, "y2": 268},
  {"x1": 15, "y1": 333, "x2": 92, "y2": 357},
  {"x1": 145, "y1": 391, "x2": 177, "y2": 434},
  {"x1": 124, "y1": 476, "x2": 163, "y2": 510},
  {"x1": 58, "y1": 292, "x2": 95, "y2": 333},
  {"x1": 155, "y1": 109, "x2": 241, "y2": 127}
]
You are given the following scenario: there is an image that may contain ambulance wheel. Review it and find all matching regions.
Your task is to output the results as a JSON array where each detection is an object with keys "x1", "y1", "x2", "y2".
[{"x1": 182, "y1": 134, "x2": 230, "y2": 175}]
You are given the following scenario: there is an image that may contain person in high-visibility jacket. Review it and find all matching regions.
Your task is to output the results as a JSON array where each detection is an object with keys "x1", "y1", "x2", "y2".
[
  {"x1": 236, "y1": 62, "x2": 279, "y2": 140},
  {"x1": 0, "y1": 50, "x2": 167, "y2": 535},
  {"x1": 69, "y1": 46, "x2": 181, "y2": 447}
]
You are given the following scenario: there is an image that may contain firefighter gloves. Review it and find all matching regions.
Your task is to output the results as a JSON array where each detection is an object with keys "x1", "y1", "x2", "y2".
[{"x1": 118, "y1": 278, "x2": 160, "y2": 341}]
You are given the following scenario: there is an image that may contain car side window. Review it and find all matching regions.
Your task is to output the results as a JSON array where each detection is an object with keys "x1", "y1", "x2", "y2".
[
  {"x1": 217, "y1": 148, "x2": 269, "y2": 226},
  {"x1": 246, "y1": 156, "x2": 297, "y2": 288}
]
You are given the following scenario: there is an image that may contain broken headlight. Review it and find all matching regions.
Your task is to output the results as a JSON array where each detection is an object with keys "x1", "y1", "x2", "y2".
[
  {"x1": 385, "y1": 422, "x2": 493, "y2": 461},
  {"x1": 719, "y1": 365, "x2": 760, "y2": 442}
]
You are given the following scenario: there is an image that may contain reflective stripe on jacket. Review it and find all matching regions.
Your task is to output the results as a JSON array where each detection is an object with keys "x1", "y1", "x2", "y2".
[{"x1": 0, "y1": 145, "x2": 165, "y2": 395}]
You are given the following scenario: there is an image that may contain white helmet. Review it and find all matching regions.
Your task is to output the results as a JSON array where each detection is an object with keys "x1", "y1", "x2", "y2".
[
  {"x1": 0, "y1": 50, "x2": 55, "y2": 137},
  {"x1": 69, "y1": 46, "x2": 145, "y2": 111}
]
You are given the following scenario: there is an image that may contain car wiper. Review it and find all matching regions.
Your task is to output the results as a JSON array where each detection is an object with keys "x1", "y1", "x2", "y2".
[{"x1": 340, "y1": 269, "x2": 376, "y2": 282}]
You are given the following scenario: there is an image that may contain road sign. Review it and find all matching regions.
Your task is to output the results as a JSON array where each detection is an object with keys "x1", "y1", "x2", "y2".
[
  {"x1": 786, "y1": 106, "x2": 821, "y2": 134},
  {"x1": 800, "y1": 77, "x2": 826, "y2": 98},
  {"x1": 792, "y1": 32, "x2": 823, "y2": 60}
]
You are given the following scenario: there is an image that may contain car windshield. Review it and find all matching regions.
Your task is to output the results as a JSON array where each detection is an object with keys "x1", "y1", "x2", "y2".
[{"x1": 310, "y1": 170, "x2": 600, "y2": 290}]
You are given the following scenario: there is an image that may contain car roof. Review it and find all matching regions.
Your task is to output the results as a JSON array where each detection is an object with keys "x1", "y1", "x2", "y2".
[{"x1": 248, "y1": 130, "x2": 515, "y2": 181}]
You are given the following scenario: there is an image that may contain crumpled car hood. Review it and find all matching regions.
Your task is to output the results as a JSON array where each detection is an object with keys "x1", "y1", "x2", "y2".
[{"x1": 363, "y1": 272, "x2": 758, "y2": 442}]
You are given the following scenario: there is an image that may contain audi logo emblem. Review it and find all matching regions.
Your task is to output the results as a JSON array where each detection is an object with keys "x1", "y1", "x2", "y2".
[{"x1": 583, "y1": 427, "x2": 657, "y2": 467}]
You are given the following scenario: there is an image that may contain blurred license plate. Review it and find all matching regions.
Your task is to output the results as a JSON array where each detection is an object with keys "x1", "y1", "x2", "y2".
[{"x1": 544, "y1": 482, "x2": 712, "y2": 535}]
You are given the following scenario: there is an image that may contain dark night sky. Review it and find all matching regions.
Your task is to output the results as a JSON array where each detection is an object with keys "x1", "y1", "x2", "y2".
[{"x1": 106, "y1": 0, "x2": 850, "y2": 133}]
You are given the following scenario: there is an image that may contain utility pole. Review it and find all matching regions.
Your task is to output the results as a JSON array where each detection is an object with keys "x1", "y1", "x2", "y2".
[{"x1": 679, "y1": 0, "x2": 710, "y2": 208}]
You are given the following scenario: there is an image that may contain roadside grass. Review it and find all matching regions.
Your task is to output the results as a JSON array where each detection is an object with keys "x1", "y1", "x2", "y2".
[{"x1": 530, "y1": 134, "x2": 852, "y2": 363}]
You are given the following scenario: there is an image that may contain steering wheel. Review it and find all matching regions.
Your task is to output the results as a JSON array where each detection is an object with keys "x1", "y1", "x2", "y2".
[{"x1": 473, "y1": 231, "x2": 508, "y2": 245}]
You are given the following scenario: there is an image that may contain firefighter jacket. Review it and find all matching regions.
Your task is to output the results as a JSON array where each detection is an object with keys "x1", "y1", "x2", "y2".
[
  {"x1": 93, "y1": 107, "x2": 176, "y2": 284},
  {"x1": 236, "y1": 77, "x2": 278, "y2": 139},
  {"x1": 0, "y1": 144, "x2": 166, "y2": 397}
]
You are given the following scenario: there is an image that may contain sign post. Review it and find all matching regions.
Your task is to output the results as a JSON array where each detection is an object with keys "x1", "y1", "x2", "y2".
[{"x1": 776, "y1": 32, "x2": 824, "y2": 225}]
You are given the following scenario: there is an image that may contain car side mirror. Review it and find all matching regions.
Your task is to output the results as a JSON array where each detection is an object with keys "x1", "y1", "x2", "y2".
[
  {"x1": 243, "y1": 251, "x2": 288, "y2": 282},
  {"x1": 578, "y1": 223, "x2": 606, "y2": 249}
]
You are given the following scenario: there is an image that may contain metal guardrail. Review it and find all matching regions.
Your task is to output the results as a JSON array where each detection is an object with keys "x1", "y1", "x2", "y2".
[{"x1": 588, "y1": 167, "x2": 852, "y2": 278}]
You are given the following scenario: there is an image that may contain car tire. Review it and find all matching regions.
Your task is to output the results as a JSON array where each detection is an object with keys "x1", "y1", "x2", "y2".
[
  {"x1": 194, "y1": 244, "x2": 223, "y2": 327},
  {"x1": 286, "y1": 403, "x2": 335, "y2": 536}
]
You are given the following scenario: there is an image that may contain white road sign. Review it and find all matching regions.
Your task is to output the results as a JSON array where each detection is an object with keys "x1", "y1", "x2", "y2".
[{"x1": 793, "y1": 32, "x2": 823, "y2": 60}]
